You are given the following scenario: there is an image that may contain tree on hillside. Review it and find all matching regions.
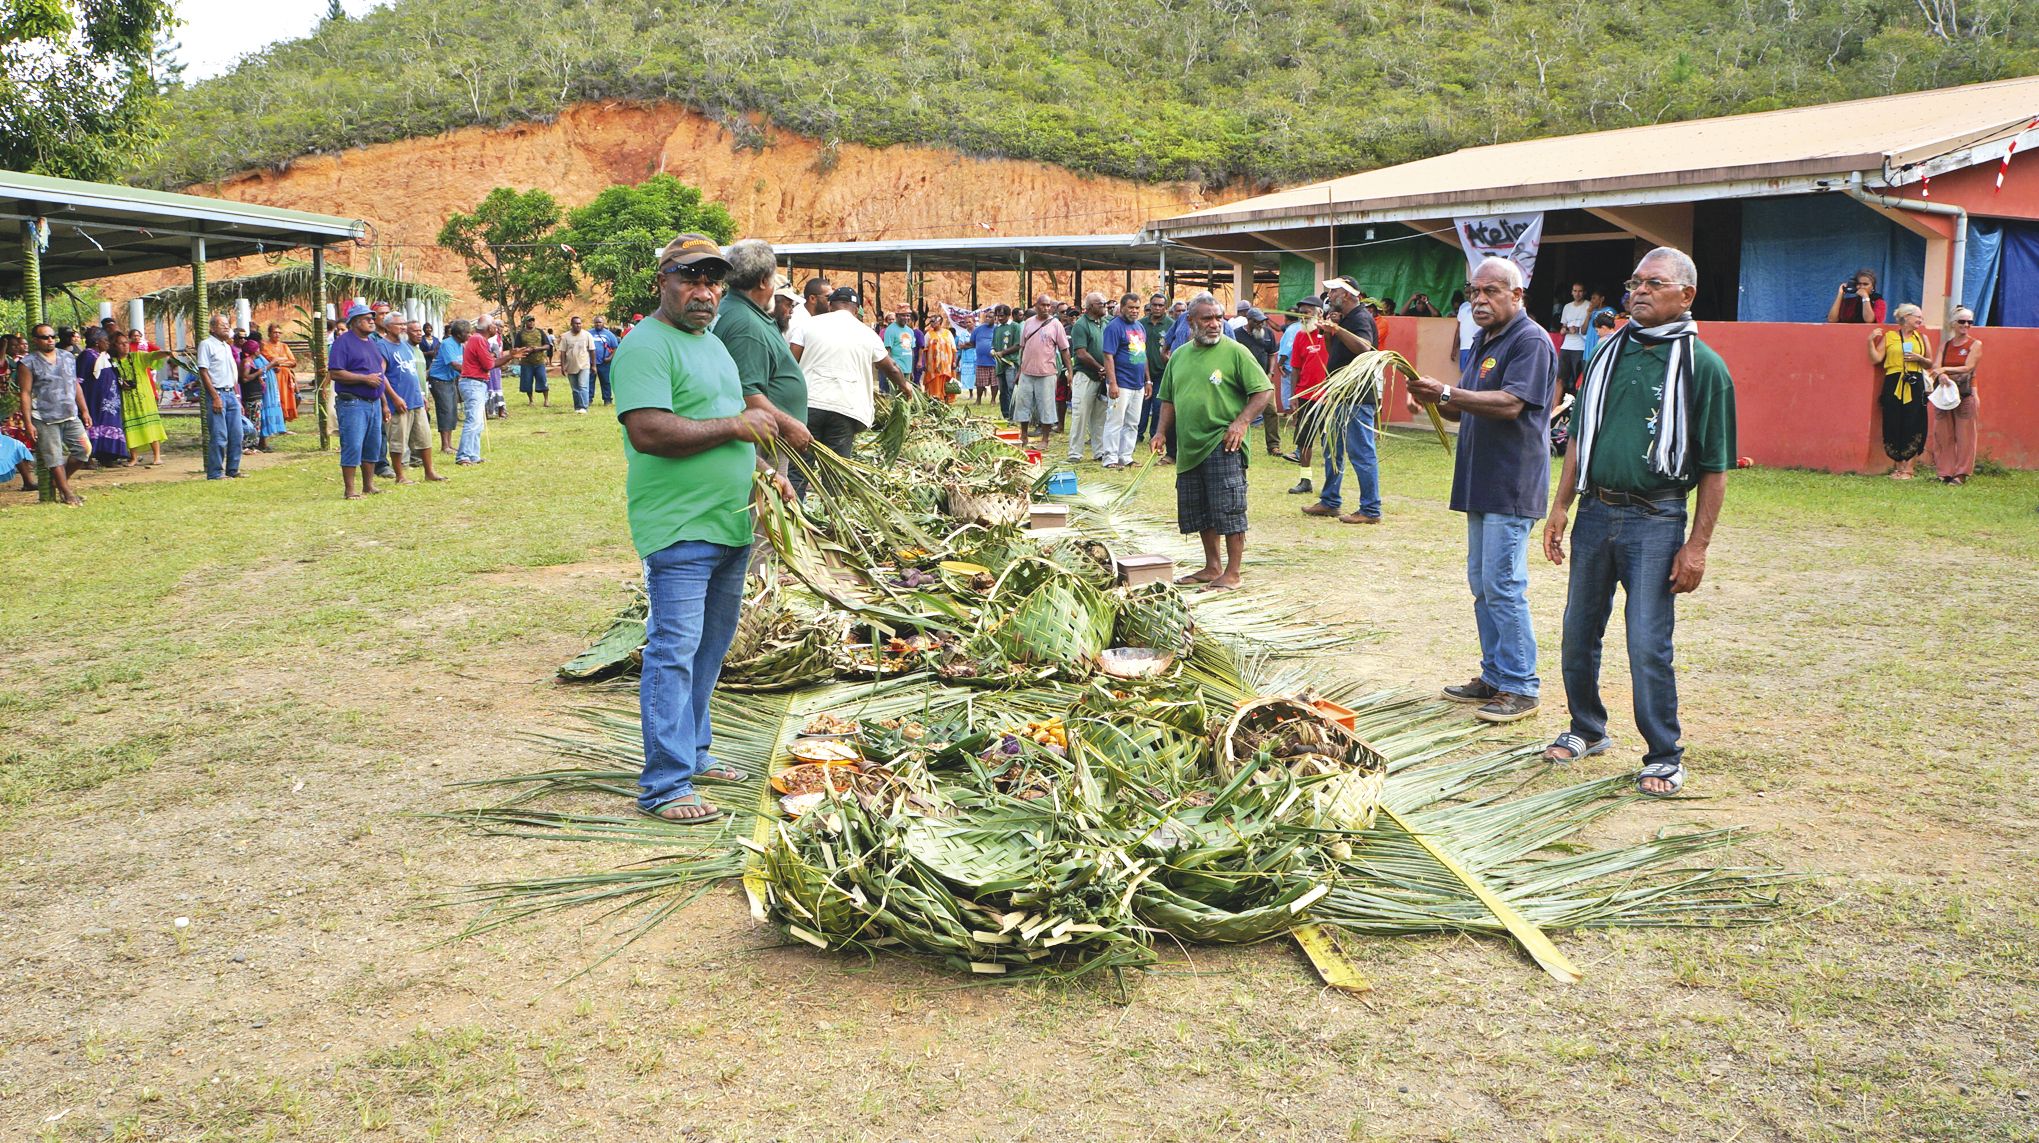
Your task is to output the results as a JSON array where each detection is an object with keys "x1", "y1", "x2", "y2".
[
  {"x1": 0, "y1": 0, "x2": 177, "y2": 179},
  {"x1": 558, "y1": 175, "x2": 737, "y2": 324},
  {"x1": 437, "y1": 188, "x2": 577, "y2": 328}
]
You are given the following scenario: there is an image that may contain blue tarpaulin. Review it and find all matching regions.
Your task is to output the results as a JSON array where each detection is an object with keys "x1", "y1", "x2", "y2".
[
  {"x1": 1962, "y1": 220, "x2": 2003, "y2": 321},
  {"x1": 1998, "y1": 222, "x2": 2039, "y2": 328},
  {"x1": 1738, "y1": 196, "x2": 1926, "y2": 322}
]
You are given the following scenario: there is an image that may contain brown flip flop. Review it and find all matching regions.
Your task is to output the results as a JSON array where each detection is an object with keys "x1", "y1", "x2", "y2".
[{"x1": 641, "y1": 795, "x2": 722, "y2": 823}]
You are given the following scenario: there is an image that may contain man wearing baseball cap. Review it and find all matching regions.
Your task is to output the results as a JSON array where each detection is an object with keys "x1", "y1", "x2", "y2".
[
  {"x1": 327, "y1": 301, "x2": 393, "y2": 499},
  {"x1": 1303, "y1": 276, "x2": 1383, "y2": 524},
  {"x1": 614, "y1": 233, "x2": 792, "y2": 825}
]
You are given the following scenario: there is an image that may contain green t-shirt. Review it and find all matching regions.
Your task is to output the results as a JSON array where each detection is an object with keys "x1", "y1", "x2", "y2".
[
  {"x1": 1070, "y1": 313, "x2": 1108, "y2": 379},
  {"x1": 1156, "y1": 337, "x2": 1271, "y2": 474},
  {"x1": 992, "y1": 321, "x2": 1021, "y2": 364},
  {"x1": 1583, "y1": 338, "x2": 1737, "y2": 495},
  {"x1": 713, "y1": 291, "x2": 807, "y2": 424},
  {"x1": 611, "y1": 317, "x2": 757, "y2": 557}
]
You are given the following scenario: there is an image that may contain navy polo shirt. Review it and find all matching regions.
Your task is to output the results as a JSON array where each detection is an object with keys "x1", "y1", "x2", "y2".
[{"x1": 1448, "y1": 309, "x2": 1557, "y2": 518}]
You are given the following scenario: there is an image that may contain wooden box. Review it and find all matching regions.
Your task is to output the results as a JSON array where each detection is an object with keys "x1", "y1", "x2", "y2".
[{"x1": 1115, "y1": 553, "x2": 1174, "y2": 586}]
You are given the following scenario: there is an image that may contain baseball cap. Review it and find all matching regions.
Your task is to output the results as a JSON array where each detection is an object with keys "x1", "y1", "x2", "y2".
[
  {"x1": 828, "y1": 286, "x2": 860, "y2": 303},
  {"x1": 655, "y1": 232, "x2": 731, "y2": 274},
  {"x1": 342, "y1": 302, "x2": 373, "y2": 322},
  {"x1": 1296, "y1": 295, "x2": 1323, "y2": 309},
  {"x1": 773, "y1": 284, "x2": 802, "y2": 304},
  {"x1": 1246, "y1": 307, "x2": 1266, "y2": 321},
  {"x1": 1320, "y1": 277, "x2": 1361, "y2": 297}
]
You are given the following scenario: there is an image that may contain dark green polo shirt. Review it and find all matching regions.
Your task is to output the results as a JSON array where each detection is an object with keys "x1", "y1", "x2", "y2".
[
  {"x1": 1583, "y1": 338, "x2": 1736, "y2": 495},
  {"x1": 713, "y1": 291, "x2": 808, "y2": 423},
  {"x1": 1071, "y1": 314, "x2": 1108, "y2": 380}
]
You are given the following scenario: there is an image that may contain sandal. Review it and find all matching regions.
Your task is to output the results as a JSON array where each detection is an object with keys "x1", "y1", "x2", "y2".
[
  {"x1": 1636, "y1": 761, "x2": 1686, "y2": 798},
  {"x1": 1544, "y1": 731, "x2": 1611, "y2": 764},
  {"x1": 641, "y1": 794, "x2": 722, "y2": 823},
  {"x1": 697, "y1": 764, "x2": 749, "y2": 783}
]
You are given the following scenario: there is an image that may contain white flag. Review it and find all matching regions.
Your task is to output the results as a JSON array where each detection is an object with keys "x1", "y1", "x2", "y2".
[{"x1": 1453, "y1": 213, "x2": 1545, "y2": 284}]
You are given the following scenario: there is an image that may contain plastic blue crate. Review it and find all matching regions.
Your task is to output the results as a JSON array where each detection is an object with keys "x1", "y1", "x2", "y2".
[{"x1": 1045, "y1": 471, "x2": 1078, "y2": 495}]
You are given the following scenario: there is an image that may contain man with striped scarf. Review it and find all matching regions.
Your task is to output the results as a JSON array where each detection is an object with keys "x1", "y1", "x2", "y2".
[{"x1": 1541, "y1": 247, "x2": 1737, "y2": 798}]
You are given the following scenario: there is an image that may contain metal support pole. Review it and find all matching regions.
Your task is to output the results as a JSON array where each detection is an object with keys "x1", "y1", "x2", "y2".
[
  {"x1": 192, "y1": 237, "x2": 213, "y2": 475},
  {"x1": 1020, "y1": 250, "x2": 1030, "y2": 304},
  {"x1": 1157, "y1": 244, "x2": 1167, "y2": 296},
  {"x1": 311, "y1": 245, "x2": 330, "y2": 449},
  {"x1": 970, "y1": 260, "x2": 979, "y2": 310},
  {"x1": 905, "y1": 252, "x2": 914, "y2": 315},
  {"x1": 22, "y1": 220, "x2": 54, "y2": 502}
]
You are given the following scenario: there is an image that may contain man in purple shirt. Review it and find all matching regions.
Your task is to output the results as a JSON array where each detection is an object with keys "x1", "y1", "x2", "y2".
[{"x1": 328, "y1": 302, "x2": 394, "y2": 499}]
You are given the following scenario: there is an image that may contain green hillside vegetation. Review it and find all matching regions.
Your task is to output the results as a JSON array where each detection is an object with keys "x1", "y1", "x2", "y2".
[{"x1": 140, "y1": 0, "x2": 2038, "y2": 191}]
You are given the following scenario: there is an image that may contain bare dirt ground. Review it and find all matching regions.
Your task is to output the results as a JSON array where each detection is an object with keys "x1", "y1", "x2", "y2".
[{"x1": 3, "y1": 415, "x2": 2035, "y2": 1142}]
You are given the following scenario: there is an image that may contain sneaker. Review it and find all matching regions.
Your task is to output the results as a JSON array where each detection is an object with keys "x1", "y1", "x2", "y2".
[
  {"x1": 1442, "y1": 677, "x2": 1499, "y2": 704},
  {"x1": 1302, "y1": 502, "x2": 1337, "y2": 517},
  {"x1": 1475, "y1": 693, "x2": 1541, "y2": 723},
  {"x1": 1287, "y1": 478, "x2": 1313, "y2": 495}
]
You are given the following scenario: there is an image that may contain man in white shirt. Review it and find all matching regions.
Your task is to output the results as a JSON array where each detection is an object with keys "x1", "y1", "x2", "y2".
[
  {"x1": 195, "y1": 312, "x2": 244, "y2": 479},
  {"x1": 557, "y1": 314, "x2": 596, "y2": 413},
  {"x1": 798, "y1": 287, "x2": 907, "y2": 458},
  {"x1": 787, "y1": 278, "x2": 830, "y2": 358},
  {"x1": 1558, "y1": 282, "x2": 1591, "y2": 393},
  {"x1": 1455, "y1": 289, "x2": 1481, "y2": 374}
]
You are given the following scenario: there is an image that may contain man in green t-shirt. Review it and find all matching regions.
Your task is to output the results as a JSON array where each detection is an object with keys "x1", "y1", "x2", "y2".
[
  {"x1": 1066, "y1": 292, "x2": 1110, "y2": 463},
  {"x1": 1542, "y1": 245, "x2": 1736, "y2": 799},
  {"x1": 614, "y1": 232, "x2": 791, "y2": 825},
  {"x1": 1151, "y1": 295, "x2": 1273, "y2": 592},
  {"x1": 990, "y1": 305, "x2": 1021, "y2": 419}
]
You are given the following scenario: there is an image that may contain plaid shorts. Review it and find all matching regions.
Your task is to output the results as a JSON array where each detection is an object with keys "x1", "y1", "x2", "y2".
[{"x1": 1176, "y1": 447, "x2": 1249, "y2": 535}]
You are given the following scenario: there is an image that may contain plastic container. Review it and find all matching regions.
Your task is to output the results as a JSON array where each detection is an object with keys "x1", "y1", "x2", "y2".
[
  {"x1": 1045, "y1": 471, "x2": 1079, "y2": 495},
  {"x1": 1024, "y1": 449, "x2": 1044, "y2": 464},
  {"x1": 1030, "y1": 504, "x2": 1070, "y2": 530},
  {"x1": 1312, "y1": 699, "x2": 1358, "y2": 730},
  {"x1": 1114, "y1": 553, "x2": 1174, "y2": 586}
]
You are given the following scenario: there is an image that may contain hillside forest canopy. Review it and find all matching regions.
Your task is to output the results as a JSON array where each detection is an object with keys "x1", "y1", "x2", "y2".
[{"x1": 137, "y1": 0, "x2": 2039, "y2": 192}]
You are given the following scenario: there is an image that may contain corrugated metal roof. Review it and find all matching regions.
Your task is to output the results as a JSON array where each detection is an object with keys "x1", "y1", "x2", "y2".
[
  {"x1": 0, "y1": 169, "x2": 368, "y2": 293},
  {"x1": 1150, "y1": 75, "x2": 2039, "y2": 235},
  {"x1": 767, "y1": 233, "x2": 1278, "y2": 273}
]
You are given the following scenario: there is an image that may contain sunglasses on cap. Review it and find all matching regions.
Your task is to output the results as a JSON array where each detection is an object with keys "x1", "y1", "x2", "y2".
[{"x1": 660, "y1": 263, "x2": 725, "y2": 284}]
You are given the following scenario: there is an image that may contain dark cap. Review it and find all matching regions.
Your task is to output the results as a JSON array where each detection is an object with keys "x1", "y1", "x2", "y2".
[
  {"x1": 656, "y1": 233, "x2": 731, "y2": 273},
  {"x1": 1296, "y1": 295, "x2": 1323, "y2": 309},
  {"x1": 828, "y1": 286, "x2": 860, "y2": 303}
]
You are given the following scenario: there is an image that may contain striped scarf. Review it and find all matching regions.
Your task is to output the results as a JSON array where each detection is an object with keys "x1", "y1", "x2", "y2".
[{"x1": 1571, "y1": 316, "x2": 1697, "y2": 491}]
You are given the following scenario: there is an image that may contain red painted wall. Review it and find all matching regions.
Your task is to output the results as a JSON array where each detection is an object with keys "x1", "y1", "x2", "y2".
[
  {"x1": 1889, "y1": 160, "x2": 2039, "y2": 223},
  {"x1": 1380, "y1": 318, "x2": 2038, "y2": 472}
]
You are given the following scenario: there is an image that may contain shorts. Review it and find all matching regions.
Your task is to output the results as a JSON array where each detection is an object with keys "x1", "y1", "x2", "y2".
[
  {"x1": 975, "y1": 364, "x2": 995, "y2": 390},
  {"x1": 519, "y1": 362, "x2": 548, "y2": 394},
  {"x1": 31, "y1": 416, "x2": 89, "y2": 469},
  {"x1": 1012, "y1": 373, "x2": 1059, "y2": 425},
  {"x1": 1176, "y1": 447, "x2": 1249, "y2": 536},
  {"x1": 386, "y1": 407, "x2": 431, "y2": 453},
  {"x1": 430, "y1": 377, "x2": 460, "y2": 428}
]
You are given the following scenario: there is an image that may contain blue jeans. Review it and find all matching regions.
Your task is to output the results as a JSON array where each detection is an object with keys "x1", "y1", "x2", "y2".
[
  {"x1": 1561, "y1": 496, "x2": 1687, "y2": 767},
  {"x1": 637, "y1": 539, "x2": 750, "y2": 811},
  {"x1": 1318, "y1": 403, "x2": 1381, "y2": 517},
  {"x1": 336, "y1": 394, "x2": 384, "y2": 469},
  {"x1": 457, "y1": 379, "x2": 488, "y2": 462},
  {"x1": 203, "y1": 391, "x2": 244, "y2": 479},
  {"x1": 594, "y1": 361, "x2": 612, "y2": 404},
  {"x1": 569, "y1": 368, "x2": 592, "y2": 411},
  {"x1": 1466, "y1": 511, "x2": 1539, "y2": 698}
]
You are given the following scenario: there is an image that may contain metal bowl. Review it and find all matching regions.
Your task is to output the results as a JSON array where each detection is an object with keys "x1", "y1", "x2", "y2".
[{"x1": 1097, "y1": 647, "x2": 1176, "y2": 679}]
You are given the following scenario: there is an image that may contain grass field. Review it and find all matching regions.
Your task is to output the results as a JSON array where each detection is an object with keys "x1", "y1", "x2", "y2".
[{"x1": 2, "y1": 405, "x2": 2035, "y2": 1141}]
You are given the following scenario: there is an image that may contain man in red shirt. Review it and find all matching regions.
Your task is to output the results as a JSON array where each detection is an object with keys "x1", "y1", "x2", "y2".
[
  {"x1": 1284, "y1": 295, "x2": 1330, "y2": 495},
  {"x1": 456, "y1": 317, "x2": 497, "y2": 464}
]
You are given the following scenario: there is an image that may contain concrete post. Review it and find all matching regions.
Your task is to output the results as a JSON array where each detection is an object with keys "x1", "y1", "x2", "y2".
[
  {"x1": 192, "y1": 237, "x2": 212, "y2": 473},
  {"x1": 311, "y1": 246, "x2": 330, "y2": 450}
]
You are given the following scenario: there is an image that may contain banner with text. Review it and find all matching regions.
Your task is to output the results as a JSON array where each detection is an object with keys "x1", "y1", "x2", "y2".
[{"x1": 1453, "y1": 212, "x2": 1545, "y2": 284}]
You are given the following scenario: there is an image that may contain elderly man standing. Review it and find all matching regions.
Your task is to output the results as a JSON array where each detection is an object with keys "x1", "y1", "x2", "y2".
[
  {"x1": 1066, "y1": 291, "x2": 1111, "y2": 463},
  {"x1": 193, "y1": 312, "x2": 243, "y2": 482},
  {"x1": 1543, "y1": 247, "x2": 1737, "y2": 797},
  {"x1": 1014, "y1": 294, "x2": 1069, "y2": 449},
  {"x1": 558, "y1": 314, "x2": 596, "y2": 414},
  {"x1": 1406, "y1": 257, "x2": 1556, "y2": 725},
  {"x1": 1304, "y1": 276, "x2": 1382, "y2": 524},
  {"x1": 378, "y1": 312, "x2": 443, "y2": 485},
  {"x1": 715, "y1": 238, "x2": 811, "y2": 493},
  {"x1": 1150, "y1": 295, "x2": 1273, "y2": 591},
  {"x1": 615, "y1": 233, "x2": 790, "y2": 823},
  {"x1": 328, "y1": 303, "x2": 393, "y2": 499}
]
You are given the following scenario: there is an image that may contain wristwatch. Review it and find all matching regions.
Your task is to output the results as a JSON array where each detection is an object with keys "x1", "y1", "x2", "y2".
[{"x1": 1438, "y1": 386, "x2": 1453, "y2": 406}]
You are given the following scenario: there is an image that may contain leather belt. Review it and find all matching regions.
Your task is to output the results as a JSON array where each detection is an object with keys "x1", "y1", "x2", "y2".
[{"x1": 1589, "y1": 486, "x2": 1683, "y2": 509}]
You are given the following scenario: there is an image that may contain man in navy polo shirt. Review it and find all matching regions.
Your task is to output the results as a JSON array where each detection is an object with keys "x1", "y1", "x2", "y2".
[
  {"x1": 327, "y1": 302, "x2": 394, "y2": 500},
  {"x1": 1405, "y1": 256, "x2": 1556, "y2": 725}
]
